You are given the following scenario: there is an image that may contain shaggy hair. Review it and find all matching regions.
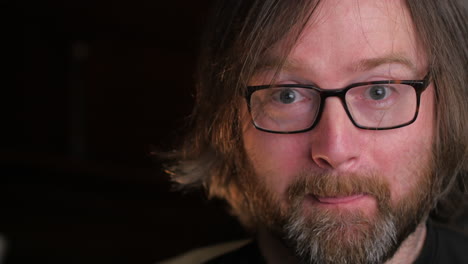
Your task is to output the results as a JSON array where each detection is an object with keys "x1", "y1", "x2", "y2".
[{"x1": 167, "y1": 0, "x2": 468, "y2": 223}]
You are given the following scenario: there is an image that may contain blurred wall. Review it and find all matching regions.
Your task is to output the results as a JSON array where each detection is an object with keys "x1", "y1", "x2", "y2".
[{"x1": 2, "y1": 1, "x2": 246, "y2": 263}]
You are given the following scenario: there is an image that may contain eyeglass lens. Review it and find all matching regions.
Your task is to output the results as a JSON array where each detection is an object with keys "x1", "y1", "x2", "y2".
[{"x1": 250, "y1": 83, "x2": 417, "y2": 132}]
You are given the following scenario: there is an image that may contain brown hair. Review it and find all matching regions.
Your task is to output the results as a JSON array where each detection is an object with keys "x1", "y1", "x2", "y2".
[
  {"x1": 167, "y1": 0, "x2": 468, "y2": 222},
  {"x1": 406, "y1": 0, "x2": 468, "y2": 221}
]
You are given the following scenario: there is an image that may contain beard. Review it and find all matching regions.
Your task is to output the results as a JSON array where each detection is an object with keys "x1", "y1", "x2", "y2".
[{"x1": 234, "y1": 165, "x2": 435, "y2": 264}]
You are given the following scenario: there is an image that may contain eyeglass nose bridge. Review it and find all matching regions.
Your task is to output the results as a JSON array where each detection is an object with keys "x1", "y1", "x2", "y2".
[{"x1": 309, "y1": 87, "x2": 361, "y2": 131}]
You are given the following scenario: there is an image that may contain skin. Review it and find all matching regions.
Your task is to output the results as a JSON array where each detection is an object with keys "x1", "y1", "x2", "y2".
[{"x1": 242, "y1": 0, "x2": 434, "y2": 263}]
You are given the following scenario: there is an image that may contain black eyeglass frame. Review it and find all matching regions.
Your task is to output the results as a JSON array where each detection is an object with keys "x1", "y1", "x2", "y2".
[{"x1": 245, "y1": 74, "x2": 431, "y2": 134}]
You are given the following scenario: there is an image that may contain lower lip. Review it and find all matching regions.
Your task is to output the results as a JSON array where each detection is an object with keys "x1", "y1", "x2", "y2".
[{"x1": 313, "y1": 194, "x2": 366, "y2": 205}]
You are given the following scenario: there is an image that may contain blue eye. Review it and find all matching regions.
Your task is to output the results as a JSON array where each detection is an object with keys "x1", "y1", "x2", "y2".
[
  {"x1": 366, "y1": 85, "x2": 392, "y2": 100},
  {"x1": 278, "y1": 89, "x2": 297, "y2": 104}
]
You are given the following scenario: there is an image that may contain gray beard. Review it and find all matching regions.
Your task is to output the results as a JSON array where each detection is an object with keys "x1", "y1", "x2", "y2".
[
  {"x1": 284, "y1": 201, "x2": 398, "y2": 264},
  {"x1": 237, "y1": 169, "x2": 434, "y2": 264}
]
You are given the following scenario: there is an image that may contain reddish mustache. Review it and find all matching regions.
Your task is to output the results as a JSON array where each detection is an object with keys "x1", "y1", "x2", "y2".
[{"x1": 287, "y1": 171, "x2": 391, "y2": 204}]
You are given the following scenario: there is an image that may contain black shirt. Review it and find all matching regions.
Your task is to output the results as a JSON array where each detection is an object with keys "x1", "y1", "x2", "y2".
[
  {"x1": 205, "y1": 221, "x2": 468, "y2": 264},
  {"x1": 414, "y1": 221, "x2": 468, "y2": 264}
]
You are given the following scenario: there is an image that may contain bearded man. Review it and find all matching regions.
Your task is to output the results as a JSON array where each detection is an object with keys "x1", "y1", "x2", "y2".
[{"x1": 162, "y1": 0, "x2": 468, "y2": 263}]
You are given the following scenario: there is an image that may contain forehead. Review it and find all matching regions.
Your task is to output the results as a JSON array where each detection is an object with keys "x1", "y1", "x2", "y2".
[{"x1": 259, "y1": 0, "x2": 427, "y2": 82}]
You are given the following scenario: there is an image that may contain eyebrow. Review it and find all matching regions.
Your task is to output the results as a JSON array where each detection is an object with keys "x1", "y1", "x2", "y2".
[
  {"x1": 351, "y1": 53, "x2": 418, "y2": 75},
  {"x1": 255, "y1": 52, "x2": 418, "y2": 76}
]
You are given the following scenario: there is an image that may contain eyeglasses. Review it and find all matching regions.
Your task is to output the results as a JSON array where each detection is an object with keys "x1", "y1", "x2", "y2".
[{"x1": 245, "y1": 75, "x2": 431, "y2": 134}]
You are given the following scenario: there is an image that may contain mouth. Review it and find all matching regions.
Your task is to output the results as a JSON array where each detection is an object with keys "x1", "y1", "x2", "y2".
[
  {"x1": 312, "y1": 194, "x2": 366, "y2": 205},
  {"x1": 301, "y1": 193, "x2": 377, "y2": 214},
  {"x1": 296, "y1": 192, "x2": 380, "y2": 217}
]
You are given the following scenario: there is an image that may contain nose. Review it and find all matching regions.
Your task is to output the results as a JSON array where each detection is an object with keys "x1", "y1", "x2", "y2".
[{"x1": 309, "y1": 97, "x2": 361, "y2": 170}]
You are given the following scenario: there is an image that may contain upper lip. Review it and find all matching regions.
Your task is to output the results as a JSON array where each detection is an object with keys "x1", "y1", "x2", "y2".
[{"x1": 311, "y1": 193, "x2": 367, "y2": 204}]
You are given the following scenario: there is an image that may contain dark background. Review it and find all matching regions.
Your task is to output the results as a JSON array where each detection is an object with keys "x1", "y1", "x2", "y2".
[
  {"x1": 2, "y1": 1, "x2": 468, "y2": 264},
  {"x1": 1, "y1": 1, "x2": 246, "y2": 263}
]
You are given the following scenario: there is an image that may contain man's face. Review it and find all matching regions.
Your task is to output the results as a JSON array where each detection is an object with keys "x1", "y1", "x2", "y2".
[{"x1": 241, "y1": 0, "x2": 435, "y2": 263}]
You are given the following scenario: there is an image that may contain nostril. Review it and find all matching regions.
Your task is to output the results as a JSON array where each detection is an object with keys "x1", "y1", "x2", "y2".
[{"x1": 314, "y1": 156, "x2": 333, "y2": 169}]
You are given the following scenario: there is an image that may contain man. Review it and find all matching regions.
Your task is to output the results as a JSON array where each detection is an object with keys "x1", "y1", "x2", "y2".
[{"x1": 164, "y1": 0, "x2": 468, "y2": 263}]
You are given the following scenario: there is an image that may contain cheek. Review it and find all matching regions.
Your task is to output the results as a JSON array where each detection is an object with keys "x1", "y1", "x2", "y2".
[
  {"x1": 372, "y1": 86, "x2": 434, "y2": 203},
  {"x1": 243, "y1": 124, "x2": 310, "y2": 195}
]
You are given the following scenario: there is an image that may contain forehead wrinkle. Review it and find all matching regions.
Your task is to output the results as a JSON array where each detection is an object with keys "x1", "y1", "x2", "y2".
[
  {"x1": 255, "y1": 52, "x2": 419, "y2": 81},
  {"x1": 350, "y1": 53, "x2": 419, "y2": 76},
  {"x1": 255, "y1": 52, "x2": 320, "y2": 78}
]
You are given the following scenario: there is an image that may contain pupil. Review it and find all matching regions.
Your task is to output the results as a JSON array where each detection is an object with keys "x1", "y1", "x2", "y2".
[
  {"x1": 370, "y1": 86, "x2": 386, "y2": 100},
  {"x1": 279, "y1": 89, "x2": 295, "y2": 104}
]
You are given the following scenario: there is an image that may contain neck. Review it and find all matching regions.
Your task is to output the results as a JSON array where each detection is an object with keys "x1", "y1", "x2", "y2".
[
  {"x1": 257, "y1": 228, "x2": 298, "y2": 264},
  {"x1": 384, "y1": 222, "x2": 427, "y2": 264},
  {"x1": 257, "y1": 221, "x2": 427, "y2": 264}
]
